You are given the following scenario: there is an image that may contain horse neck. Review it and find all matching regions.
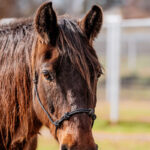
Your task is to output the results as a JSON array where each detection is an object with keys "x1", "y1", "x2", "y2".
[{"x1": 0, "y1": 23, "x2": 38, "y2": 134}]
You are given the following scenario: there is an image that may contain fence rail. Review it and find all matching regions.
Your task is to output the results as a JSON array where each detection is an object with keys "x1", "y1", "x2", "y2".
[{"x1": 101, "y1": 16, "x2": 150, "y2": 123}]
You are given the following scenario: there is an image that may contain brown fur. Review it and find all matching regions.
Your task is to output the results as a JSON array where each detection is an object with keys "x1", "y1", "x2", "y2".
[
  {"x1": 0, "y1": 17, "x2": 41, "y2": 149},
  {"x1": 0, "y1": 2, "x2": 103, "y2": 150}
]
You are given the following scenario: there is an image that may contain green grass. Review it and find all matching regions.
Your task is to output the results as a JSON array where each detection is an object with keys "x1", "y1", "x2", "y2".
[
  {"x1": 93, "y1": 119, "x2": 150, "y2": 133},
  {"x1": 97, "y1": 141, "x2": 150, "y2": 150}
]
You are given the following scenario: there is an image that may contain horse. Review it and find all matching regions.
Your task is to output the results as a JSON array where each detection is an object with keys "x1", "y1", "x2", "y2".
[{"x1": 0, "y1": 1, "x2": 103, "y2": 150}]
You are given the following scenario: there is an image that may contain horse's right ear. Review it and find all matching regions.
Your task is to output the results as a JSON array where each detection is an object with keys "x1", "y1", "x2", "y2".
[{"x1": 34, "y1": 2, "x2": 59, "y2": 46}]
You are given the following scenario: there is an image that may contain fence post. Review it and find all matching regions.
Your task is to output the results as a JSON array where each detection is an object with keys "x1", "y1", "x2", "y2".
[{"x1": 106, "y1": 15, "x2": 121, "y2": 123}]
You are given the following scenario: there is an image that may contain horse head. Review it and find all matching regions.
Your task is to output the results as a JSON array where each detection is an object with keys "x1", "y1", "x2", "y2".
[{"x1": 32, "y1": 2, "x2": 103, "y2": 150}]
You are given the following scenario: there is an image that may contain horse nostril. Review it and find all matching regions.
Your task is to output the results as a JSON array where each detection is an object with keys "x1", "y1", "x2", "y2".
[{"x1": 61, "y1": 144, "x2": 68, "y2": 150}]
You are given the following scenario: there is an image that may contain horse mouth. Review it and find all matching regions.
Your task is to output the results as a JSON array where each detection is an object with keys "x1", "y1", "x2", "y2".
[{"x1": 60, "y1": 144, "x2": 98, "y2": 150}]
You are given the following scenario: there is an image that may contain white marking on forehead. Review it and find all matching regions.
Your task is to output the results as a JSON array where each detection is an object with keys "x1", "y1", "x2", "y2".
[{"x1": 67, "y1": 90, "x2": 77, "y2": 111}]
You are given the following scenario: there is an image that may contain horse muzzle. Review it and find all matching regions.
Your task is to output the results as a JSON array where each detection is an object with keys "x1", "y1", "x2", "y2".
[{"x1": 60, "y1": 144, "x2": 98, "y2": 150}]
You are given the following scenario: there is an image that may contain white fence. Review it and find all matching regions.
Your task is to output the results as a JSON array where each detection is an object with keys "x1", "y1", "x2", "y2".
[{"x1": 98, "y1": 16, "x2": 150, "y2": 123}]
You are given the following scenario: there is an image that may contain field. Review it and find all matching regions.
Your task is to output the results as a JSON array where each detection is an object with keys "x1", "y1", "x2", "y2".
[{"x1": 37, "y1": 56, "x2": 150, "y2": 150}]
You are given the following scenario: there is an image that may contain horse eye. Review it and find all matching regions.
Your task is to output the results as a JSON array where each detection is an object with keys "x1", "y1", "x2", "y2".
[
  {"x1": 44, "y1": 51, "x2": 52, "y2": 60},
  {"x1": 42, "y1": 70, "x2": 55, "y2": 81},
  {"x1": 97, "y1": 70, "x2": 102, "y2": 78}
]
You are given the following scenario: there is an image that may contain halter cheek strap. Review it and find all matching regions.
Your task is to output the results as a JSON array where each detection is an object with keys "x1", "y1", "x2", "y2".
[{"x1": 33, "y1": 75, "x2": 96, "y2": 137}]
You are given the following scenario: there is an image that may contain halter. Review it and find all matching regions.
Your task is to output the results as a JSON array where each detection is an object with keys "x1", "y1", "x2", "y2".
[{"x1": 33, "y1": 74, "x2": 96, "y2": 137}]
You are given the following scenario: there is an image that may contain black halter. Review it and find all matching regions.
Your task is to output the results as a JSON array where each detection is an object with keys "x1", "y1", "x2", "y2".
[{"x1": 33, "y1": 75, "x2": 96, "y2": 136}]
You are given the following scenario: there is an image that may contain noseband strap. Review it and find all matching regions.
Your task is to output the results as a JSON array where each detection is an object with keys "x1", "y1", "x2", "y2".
[{"x1": 33, "y1": 77, "x2": 96, "y2": 134}]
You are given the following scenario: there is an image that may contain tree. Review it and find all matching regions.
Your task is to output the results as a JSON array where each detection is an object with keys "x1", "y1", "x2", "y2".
[
  {"x1": 0, "y1": 0, "x2": 42, "y2": 19},
  {"x1": 0, "y1": 0, "x2": 19, "y2": 18}
]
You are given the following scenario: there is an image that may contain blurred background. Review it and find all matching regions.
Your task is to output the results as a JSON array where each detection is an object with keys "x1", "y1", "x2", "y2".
[{"x1": 0, "y1": 0, "x2": 150, "y2": 150}]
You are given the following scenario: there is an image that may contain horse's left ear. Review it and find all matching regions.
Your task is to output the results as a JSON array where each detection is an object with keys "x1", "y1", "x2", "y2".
[
  {"x1": 80, "y1": 5, "x2": 103, "y2": 43},
  {"x1": 34, "y1": 2, "x2": 59, "y2": 46}
]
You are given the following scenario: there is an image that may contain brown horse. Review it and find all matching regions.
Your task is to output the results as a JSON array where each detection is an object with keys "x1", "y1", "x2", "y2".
[{"x1": 0, "y1": 2, "x2": 103, "y2": 150}]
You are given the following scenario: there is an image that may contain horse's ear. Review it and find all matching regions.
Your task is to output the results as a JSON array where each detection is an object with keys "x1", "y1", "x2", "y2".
[
  {"x1": 80, "y1": 5, "x2": 103, "y2": 43},
  {"x1": 34, "y1": 2, "x2": 59, "y2": 46}
]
